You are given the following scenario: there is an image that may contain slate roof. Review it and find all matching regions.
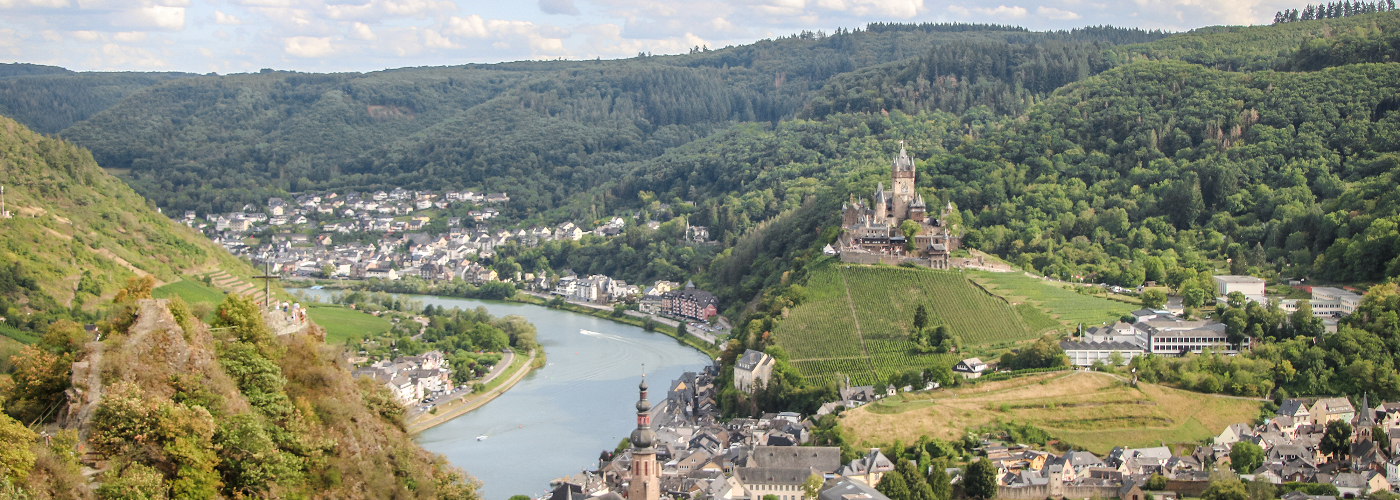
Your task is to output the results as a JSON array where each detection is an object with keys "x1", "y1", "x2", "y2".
[
  {"x1": 736, "y1": 467, "x2": 817, "y2": 486},
  {"x1": 819, "y1": 476, "x2": 890, "y2": 500},
  {"x1": 749, "y1": 446, "x2": 840, "y2": 473},
  {"x1": 736, "y1": 350, "x2": 772, "y2": 371}
]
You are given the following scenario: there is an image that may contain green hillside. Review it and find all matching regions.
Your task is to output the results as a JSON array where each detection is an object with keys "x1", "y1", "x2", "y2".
[
  {"x1": 0, "y1": 71, "x2": 194, "y2": 133},
  {"x1": 772, "y1": 261, "x2": 1049, "y2": 385},
  {"x1": 49, "y1": 26, "x2": 1162, "y2": 218},
  {"x1": 0, "y1": 114, "x2": 267, "y2": 333}
]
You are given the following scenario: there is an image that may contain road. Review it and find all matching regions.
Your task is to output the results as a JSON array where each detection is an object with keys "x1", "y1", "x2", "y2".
[
  {"x1": 405, "y1": 348, "x2": 536, "y2": 434},
  {"x1": 520, "y1": 290, "x2": 725, "y2": 345},
  {"x1": 406, "y1": 349, "x2": 516, "y2": 419}
]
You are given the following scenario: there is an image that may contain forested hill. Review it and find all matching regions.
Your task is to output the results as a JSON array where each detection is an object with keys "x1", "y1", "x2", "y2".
[
  {"x1": 44, "y1": 24, "x2": 1162, "y2": 218},
  {"x1": 0, "y1": 69, "x2": 195, "y2": 133},
  {"x1": 0, "y1": 114, "x2": 258, "y2": 332}
]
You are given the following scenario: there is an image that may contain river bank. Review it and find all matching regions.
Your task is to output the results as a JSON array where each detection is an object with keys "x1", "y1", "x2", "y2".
[
  {"x1": 293, "y1": 288, "x2": 714, "y2": 499},
  {"x1": 405, "y1": 348, "x2": 540, "y2": 434},
  {"x1": 292, "y1": 282, "x2": 722, "y2": 357}
]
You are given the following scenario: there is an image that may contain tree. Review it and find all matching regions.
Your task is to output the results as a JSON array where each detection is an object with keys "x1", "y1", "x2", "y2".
[
  {"x1": 1230, "y1": 441, "x2": 1264, "y2": 473},
  {"x1": 875, "y1": 468, "x2": 910, "y2": 500},
  {"x1": 677, "y1": 321, "x2": 688, "y2": 338},
  {"x1": 0, "y1": 408, "x2": 36, "y2": 482},
  {"x1": 901, "y1": 219, "x2": 921, "y2": 252},
  {"x1": 964, "y1": 459, "x2": 998, "y2": 500},
  {"x1": 913, "y1": 304, "x2": 929, "y2": 331},
  {"x1": 1289, "y1": 300, "x2": 1322, "y2": 337},
  {"x1": 1201, "y1": 478, "x2": 1248, "y2": 500},
  {"x1": 1145, "y1": 474, "x2": 1167, "y2": 490},
  {"x1": 804, "y1": 473, "x2": 824, "y2": 499},
  {"x1": 1141, "y1": 289, "x2": 1168, "y2": 309},
  {"x1": 927, "y1": 457, "x2": 952, "y2": 500},
  {"x1": 3, "y1": 345, "x2": 72, "y2": 424},
  {"x1": 1320, "y1": 420, "x2": 1353, "y2": 461},
  {"x1": 213, "y1": 293, "x2": 272, "y2": 346}
]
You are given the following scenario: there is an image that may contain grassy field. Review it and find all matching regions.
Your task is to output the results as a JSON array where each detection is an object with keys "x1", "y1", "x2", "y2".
[
  {"x1": 967, "y1": 271, "x2": 1135, "y2": 328},
  {"x1": 304, "y1": 304, "x2": 393, "y2": 345},
  {"x1": 772, "y1": 263, "x2": 1046, "y2": 385},
  {"x1": 840, "y1": 371, "x2": 1262, "y2": 454},
  {"x1": 153, "y1": 278, "x2": 228, "y2": 305}
]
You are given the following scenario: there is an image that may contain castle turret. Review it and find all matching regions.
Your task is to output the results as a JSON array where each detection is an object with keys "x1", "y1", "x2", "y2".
[
  {"x1": 892, "y1": 146, "x2": 915, "y2": 220},
  {"x1": 627, "y1": 376, "x2": 659, "y2": 500}
]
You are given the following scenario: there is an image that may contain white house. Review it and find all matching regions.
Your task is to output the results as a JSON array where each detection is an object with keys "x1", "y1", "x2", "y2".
[{"x1": 734, "y1": 349, "x2": 775, "y2": 393}]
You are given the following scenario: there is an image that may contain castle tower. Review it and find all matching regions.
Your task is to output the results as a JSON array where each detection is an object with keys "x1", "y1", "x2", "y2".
[
  {"x1": 891, "y1": 146, "x2": 916, "y2": 221},
  {"x1": 627, "y1": 376, "x2": 660, "y2": 500}
]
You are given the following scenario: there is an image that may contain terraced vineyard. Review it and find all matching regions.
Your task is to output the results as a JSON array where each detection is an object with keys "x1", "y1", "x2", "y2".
[
  {"x1": 772, "y1": 263, "x2": 1045, "y2": 385},
  {"x1": 967, "y1": 271, "x2": 1135, "y2": 328}
]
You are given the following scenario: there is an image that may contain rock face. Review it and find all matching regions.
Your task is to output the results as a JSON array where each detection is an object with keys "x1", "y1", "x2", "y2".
[
  {"x1": 61, "y1": 299, "x2": 247, "y2": 440},
  {"x1": 44, "y1": 297, "x2": 479, "y2": 499}
]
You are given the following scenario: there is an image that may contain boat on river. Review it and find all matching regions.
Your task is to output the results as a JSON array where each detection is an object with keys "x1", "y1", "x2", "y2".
[
  {"x1": 477, "y1": 435, "x2": 488, "y2": 441},
  {"x1": 580, "y1": 329, "x2": 601, "y2": 335}
]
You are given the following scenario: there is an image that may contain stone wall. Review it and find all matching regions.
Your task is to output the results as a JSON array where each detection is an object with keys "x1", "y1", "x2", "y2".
[
  {"x1": 997, "y1": 484, "x2": 1124, "y2": 499},
  {"x1": 839, "y1": 253, "x2": 928, "y2": 267}
]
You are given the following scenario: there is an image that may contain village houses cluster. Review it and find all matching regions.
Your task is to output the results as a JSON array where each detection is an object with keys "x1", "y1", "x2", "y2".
[
  {"x1": 350, "y1": 351, "x2": 453, "y2": 405},
  {"x1": 177, "y1": 188, "x2": 722, "y2": 318},
  {"x1": 558, "y1": 358, "x2": 1400, "y2": 500}
]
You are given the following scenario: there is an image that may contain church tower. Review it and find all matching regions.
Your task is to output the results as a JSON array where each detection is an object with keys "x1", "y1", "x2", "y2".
[
  {"x1": 891, "y1": 146, "x2": 916, "y2": 221},
  {"x1": 627, "y1": 376, "x2": 660, "y2": 500},
  {"x1": 1357, "y1": 392, "x2": 1375, "y2": 442}
]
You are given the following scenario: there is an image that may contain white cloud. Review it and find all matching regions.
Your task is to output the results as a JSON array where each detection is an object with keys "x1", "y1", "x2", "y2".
[
  {"x1": 113, "y1": 31, "x2": 146, "y2": 41},
  {"x1": 350, "y1": 22, "x2": 376, "y2": 40},
  {"x1": 810, "y1": 0, "x2": 923, "y2": 17},
  {"x1": 539, "y1": 0, "x2": 580, "y2": 15},
  {"x1": 0, "y1": 0, "x2": 69, "y2": 8},
  {"x1": 95, "y1": 42, "x2": 168, "y2": 68},
  {"x1": 1036, "y1": 5, "x2": 1080, "y2": 19},
  {"x1": 123, "y1": 5, "x2": 185, "y2": 30},
  {"x1": 214, "y1": 10, "x2": 243, "y2": 24},
  {"x1": 40, "y1": 30, "x2": 61, "y2": 41},
  {"x1": 974, "y1": 4, "x2": 1028, "y2": 17},
  {"x1": 446, "y1": 14, "x2": 488, "y2": 38},
  {"x1": 324, "y1": 0, "x2": 455, "y2": 21},
  {"x1": 423, "y1": 28, "x2": 454, "y2": 48},
  {"x1": 70, "y1": 30, "x2": 100, "y2": 41},
  {"x1": 946, "y1": 4, "x2": 969, "y2": 15},
  {"x1": 284, "y1": 35, "x2": 334, "y2": 57}
]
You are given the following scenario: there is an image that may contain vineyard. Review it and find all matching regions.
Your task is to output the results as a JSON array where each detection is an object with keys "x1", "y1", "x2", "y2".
[
  {"x1": 772, "y1": 263, "x2": 1047, "y2": 385},
  {"x1": 967, "y1": 271, "x2": 1135, "y2": 327}
]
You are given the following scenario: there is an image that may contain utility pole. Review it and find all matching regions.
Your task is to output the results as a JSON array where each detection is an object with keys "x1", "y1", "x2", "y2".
[{"x1": 2, "y1": 185, "x2": 8, "y2": 219}]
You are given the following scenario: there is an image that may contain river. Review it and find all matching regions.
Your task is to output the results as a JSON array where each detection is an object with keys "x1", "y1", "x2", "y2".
[{"x1": 295, "y1": 289, "x2": 713, "y2": 499}]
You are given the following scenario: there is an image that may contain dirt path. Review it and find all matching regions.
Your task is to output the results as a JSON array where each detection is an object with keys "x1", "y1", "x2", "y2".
[{"x1": 838, "y1": 266, "x2": 878, "y2": 381}]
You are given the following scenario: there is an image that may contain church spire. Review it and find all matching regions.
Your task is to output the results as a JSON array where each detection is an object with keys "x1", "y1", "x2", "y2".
[
  {"x1": 627, "y1": 371, "x2": 660, "y2": 500},
  {"x1": 630, "y1": 373, "x2": 656, "y2": 452}
]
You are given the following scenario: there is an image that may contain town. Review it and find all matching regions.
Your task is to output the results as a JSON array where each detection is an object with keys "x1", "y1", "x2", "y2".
[
  {"x1": 180, "y1": 187, "x2": 726, "y2": 319},
  {"x1": 558, "y1": 358, "x2": 1392, "y2": 500}
]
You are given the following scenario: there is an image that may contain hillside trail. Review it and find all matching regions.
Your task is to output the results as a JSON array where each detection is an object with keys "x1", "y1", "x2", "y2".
[{"x1": 838, "y1": 266, "x2": 878, "y2": 382}]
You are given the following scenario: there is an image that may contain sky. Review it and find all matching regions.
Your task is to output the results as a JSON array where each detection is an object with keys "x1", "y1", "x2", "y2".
[{"x1": 0, "y1": 0, "x2": 1302, "y2": 74}]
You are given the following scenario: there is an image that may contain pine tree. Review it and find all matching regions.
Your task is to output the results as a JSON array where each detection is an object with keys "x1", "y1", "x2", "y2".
[
  {"x1": 876, "y1": 470, "x2": 911, "y2": 500},
  {"x1": 927, "y1": 458, "x2": 952, "y2": 500}
]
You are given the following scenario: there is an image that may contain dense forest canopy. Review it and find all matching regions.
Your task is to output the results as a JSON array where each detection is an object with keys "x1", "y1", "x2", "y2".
[{"x1": 39, "y1": 24, "x2": 1162, "y2": 221}]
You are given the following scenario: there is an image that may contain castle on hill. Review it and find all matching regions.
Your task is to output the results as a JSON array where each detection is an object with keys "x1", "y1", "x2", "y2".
[{"x1": 837, "y1": 146, "x2": 960, "y2": 268}]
